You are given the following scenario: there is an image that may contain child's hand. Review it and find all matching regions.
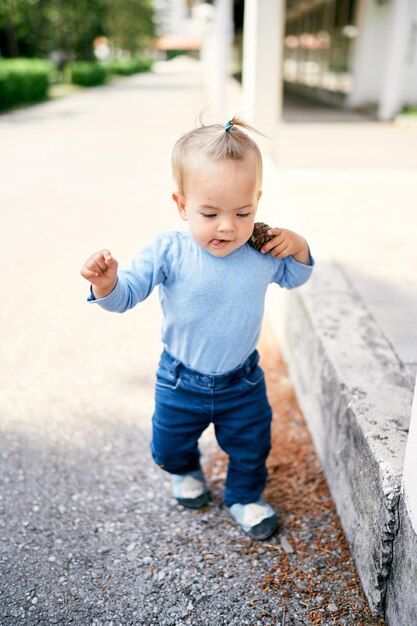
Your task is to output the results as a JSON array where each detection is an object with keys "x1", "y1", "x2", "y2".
[
  {"x1": 261, "y1": 228, "x2": 310, "y2": 265},
  {"x1": 80, "y1": 249, "x2": 118, "y2": 298}
]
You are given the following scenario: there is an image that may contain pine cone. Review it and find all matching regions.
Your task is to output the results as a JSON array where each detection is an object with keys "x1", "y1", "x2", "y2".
[{"x1": 248, "y1": 222, "x2": 273, "y2": 251}]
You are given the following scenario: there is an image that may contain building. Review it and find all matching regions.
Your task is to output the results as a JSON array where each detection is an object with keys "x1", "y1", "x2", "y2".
[{"x1": 243, "y1": 0, "x2": 417, "y2": 134}]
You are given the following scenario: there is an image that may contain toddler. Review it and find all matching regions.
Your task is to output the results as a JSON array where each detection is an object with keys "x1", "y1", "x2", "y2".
[{"x1": 81, "y1": 117, "x2": 314, "y2": 540}]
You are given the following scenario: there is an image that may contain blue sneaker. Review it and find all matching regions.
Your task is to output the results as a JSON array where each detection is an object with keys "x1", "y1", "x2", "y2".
[
  {"x1": 229, "y1": 498, "x2": 278, "y2": 540},
  {"x1": 171, "y1": 469, "x2": 210, "y2": 509}
]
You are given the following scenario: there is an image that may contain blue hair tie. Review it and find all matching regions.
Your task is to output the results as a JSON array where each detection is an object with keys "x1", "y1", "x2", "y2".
[{"x1": 224, "y1": 120, "x2": 233, "y2": 132}]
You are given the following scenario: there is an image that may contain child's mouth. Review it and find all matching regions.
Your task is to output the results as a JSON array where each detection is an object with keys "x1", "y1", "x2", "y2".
[{"x1": 211, "y1": 239, "x2": 231, "y2": 247}]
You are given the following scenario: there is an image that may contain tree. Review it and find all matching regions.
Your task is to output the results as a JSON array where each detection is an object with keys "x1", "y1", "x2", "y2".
[
  {"x1": 0, "y1": 0, "x2": 35, "y2": 57},
  {"x1": 44, "y1": 0, "x2": 108, "y2": 60},
  {"x1": 0, "y1": 0, "x2": 155, "y2": 60},
  {"x1": 106, "y1": 0, "x2": 155, "y2": 56}
]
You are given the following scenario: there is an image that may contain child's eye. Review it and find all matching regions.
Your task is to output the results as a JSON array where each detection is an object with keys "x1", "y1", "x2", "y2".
[
  {"x1": 202, "y1": 213, "x2": 217, "y2": 218},
  {"x1": 237, "y1": 213, "x2": 250, "y2": 218}
]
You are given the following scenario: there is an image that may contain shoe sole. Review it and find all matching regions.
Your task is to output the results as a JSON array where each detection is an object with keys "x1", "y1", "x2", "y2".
[
  {"x1": 176, "y1": 491, "x2": 210, "y2": 510},
  {"x1": 246, "y1": 514, "x2": 279, "y2": 540}
]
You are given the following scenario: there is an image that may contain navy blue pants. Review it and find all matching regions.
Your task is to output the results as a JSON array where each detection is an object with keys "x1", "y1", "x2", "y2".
[{"x1": 151, "y1": 350, "x2": 273, "y2": 507}]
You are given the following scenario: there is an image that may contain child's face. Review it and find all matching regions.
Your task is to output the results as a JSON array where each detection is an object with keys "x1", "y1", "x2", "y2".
[{"x1": 173, "y1": 158, "x2": 262, "y2": 257}]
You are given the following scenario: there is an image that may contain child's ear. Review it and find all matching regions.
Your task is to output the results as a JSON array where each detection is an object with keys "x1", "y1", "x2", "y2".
[{"x1": 172, "y1": 192, "x2": 187, "y2": 220}]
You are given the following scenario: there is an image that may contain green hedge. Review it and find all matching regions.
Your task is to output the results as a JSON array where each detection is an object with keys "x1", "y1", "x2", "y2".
[
  {"x1": 69, "y1": 61, "x2": 108, "y2": 87},
  {"x1": 107, "y1": 57, "x2": 153, "y2": 76},
  {"x1": 0, "y1": 58, "x2": 54, "y2": 111},
  {"x1": 0, "y1": 55, "x2": 154, "y2": 112},
  {"x1": 401, "y1": 105, "x2": 417, "y2": 117}
]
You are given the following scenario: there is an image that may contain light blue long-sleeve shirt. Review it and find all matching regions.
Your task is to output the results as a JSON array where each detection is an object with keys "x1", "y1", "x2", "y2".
[{"x1": 88, "y1": 231, "x2": 314, "y2": 374}]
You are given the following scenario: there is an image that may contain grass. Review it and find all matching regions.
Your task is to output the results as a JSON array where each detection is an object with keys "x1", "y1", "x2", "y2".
[
  {"x1": 49, "y1": 83, "x2": 82, "y2": 99},
  {"x1": 400, "y1": 107, "x2": 417, "y2": 117}
]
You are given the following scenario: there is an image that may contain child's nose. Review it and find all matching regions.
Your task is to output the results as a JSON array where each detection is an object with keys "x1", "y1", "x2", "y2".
[{"x1": 218, "y1": 216, "x2": 235, "y2": 232}]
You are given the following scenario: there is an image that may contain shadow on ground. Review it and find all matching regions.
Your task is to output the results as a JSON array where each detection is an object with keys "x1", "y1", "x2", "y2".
[{"x1": 283, "y1": 91, "x2": 376, "y2": 124}]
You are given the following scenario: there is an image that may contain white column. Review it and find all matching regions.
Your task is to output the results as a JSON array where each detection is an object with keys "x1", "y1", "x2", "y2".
[
  {"x1": 169, "y1": 0, "x2": 187, "y2": 34},
  {"x1": 404, "y1": 0, "x2": 417, "y2": 103},
  {"x1": 403, "y1": 375, "x2": 417, "y2": 534},
  {"x1": 378, "y1": 0, "x2": 409, "y2": 120},
  {"x1": 242, "y1": 0, "x2": 285, "y2": 136},
  {"x1": 201, "y1": 0, "x2": 233, "y2": 119},
  {"x1": 348, "y1": 0, "x2": 391, "y2": 108}
]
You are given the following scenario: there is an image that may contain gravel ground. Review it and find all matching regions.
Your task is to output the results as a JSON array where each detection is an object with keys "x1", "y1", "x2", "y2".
[{"x1": 0, "y1": 325, "x2": 385, "y2": 626}]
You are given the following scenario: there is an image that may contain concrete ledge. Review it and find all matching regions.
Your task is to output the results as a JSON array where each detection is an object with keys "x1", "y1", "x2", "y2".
[
  {"x1": 266, "y1": 259, "x2": 413, "y2": 617},
  {"x1": 386, "y1": 496, "x2": 417, "y2": 624}
]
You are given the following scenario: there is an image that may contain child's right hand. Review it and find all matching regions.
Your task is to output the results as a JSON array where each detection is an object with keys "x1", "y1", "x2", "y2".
[{"x1": 80, "y1": 249, "x2": 118, "y2": 298}]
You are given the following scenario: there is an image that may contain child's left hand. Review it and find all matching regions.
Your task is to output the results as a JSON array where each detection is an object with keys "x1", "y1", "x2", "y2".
[{"x1": 261, "y1": 227, "x2": 310, "y2": 265}]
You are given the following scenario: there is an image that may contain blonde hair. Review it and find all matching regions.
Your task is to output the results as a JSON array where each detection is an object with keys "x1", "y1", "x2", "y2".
[{"x1": 171, "y1": 115, "x2": 264, "y2": 194}]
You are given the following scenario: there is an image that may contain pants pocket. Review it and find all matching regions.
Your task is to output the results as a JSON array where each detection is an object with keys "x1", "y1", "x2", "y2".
[
  {"x1": 155, "y1": 366, "x2": 182, "y2": 391},
  {"x1": 242, "y1": 364, "x2": 265, "y2": 388}
]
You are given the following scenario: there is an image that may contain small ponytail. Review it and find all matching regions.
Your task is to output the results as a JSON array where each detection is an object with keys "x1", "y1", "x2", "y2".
[{"x1": 172, "y1": 115, "x2": 264, "y2": 193}]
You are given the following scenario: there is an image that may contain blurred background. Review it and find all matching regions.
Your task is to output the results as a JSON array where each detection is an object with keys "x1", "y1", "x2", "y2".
[{"x1": 1, "y1": 0, "x2": 417, "y2": 122}]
